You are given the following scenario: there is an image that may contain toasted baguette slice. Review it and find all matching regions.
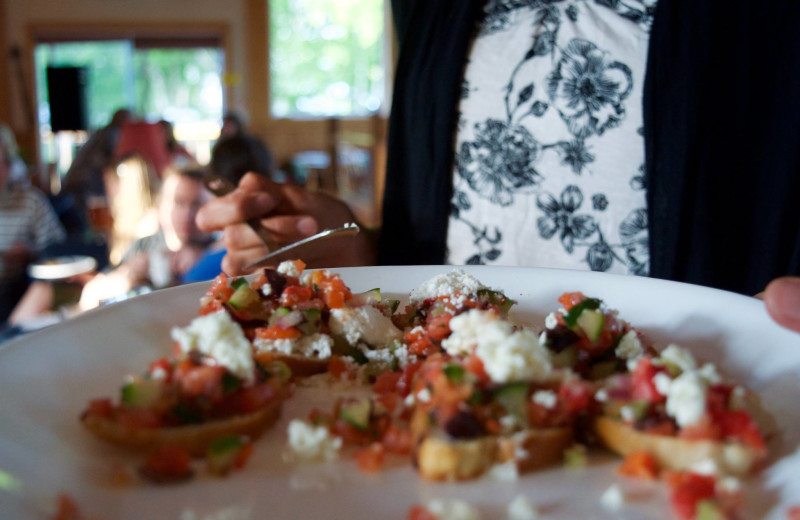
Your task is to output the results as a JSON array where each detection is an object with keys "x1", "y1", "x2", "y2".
[
  {"x1": 81, "y1": 398, "x2": 282, "y2": 457},
  {"x1": 593, "y1": 416, "x2": 762, "y2": 476},
  {"x1": 410, "y1": 407, "x2": 573, "y2": 481},
  {"x1": 254, "y1": 351, "x2": 329, "y2": 378}
]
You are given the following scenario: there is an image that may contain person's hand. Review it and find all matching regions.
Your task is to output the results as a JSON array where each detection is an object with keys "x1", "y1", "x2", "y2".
[
  {"x1": 763, "y1": 277, "x2": 800, "y2": 333},
  {"x1": 196, "y1": 173, "x2": 377, "y2": 275}
]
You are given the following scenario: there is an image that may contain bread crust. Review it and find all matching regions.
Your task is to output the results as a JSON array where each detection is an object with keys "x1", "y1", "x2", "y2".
[
  {"x1": 81, "y1": 398, "x2": 282, "y2": 457},
  {"x1": 593, "y1": 416, "x2": 761, "y2": 476},
  {"x1": 410, "y1": 407, "x2": 573, "y2": 481},
  {"x1": 253, "y1": 351, "x2": 329, "y2": 378}
]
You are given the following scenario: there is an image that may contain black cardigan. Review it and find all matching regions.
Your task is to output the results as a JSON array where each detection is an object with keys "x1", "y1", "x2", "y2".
[{"x1": 380, "y1": 0, "x2": 800, "y2": 295}]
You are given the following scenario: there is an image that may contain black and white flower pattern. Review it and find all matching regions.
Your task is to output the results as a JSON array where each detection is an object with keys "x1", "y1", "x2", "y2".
[{"x1": 448, "y1": 0, "x2": 652, "y2": 275}]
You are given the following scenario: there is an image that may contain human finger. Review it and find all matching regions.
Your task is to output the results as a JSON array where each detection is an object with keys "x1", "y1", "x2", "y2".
[
  {"x1": 196, "y1": 189, "x2": 279, "y2": 232},
  {"x1": 763, "y1": 276, "x2": 800, "y2": 333},
  {"x1": 221, "y1": 247, "x2": 277, "y2": 276},
  {"x1": 222, "y1": 216, "x2": 320, "y2": 251}
]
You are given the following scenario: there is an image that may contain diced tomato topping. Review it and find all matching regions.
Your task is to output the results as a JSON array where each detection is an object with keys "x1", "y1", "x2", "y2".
[
  {"x1": 787, "y1": 505, "x2": 800, "y2": 520},
  {"x1": 312, "y1": 271, "x2": 352, "y2": 309},
  {"x1": 333, "y1": 419, "x2": 375, "y2": 446},
  {"x1": 233, "y1": 441, "x2": 255, "y2": 470},
  {"x1": 718, "y1": 409, "x2": 766, "y2": 451},
  {"x1": 118, "y1": 409, "x2": 162, "y2": 430},
  {"x1": 52, "y1": 493, "x2": 80, "y2": 520},
  {"x1": 463, "y1": 354, "x2": 489, "y2": 383},
  {"x1": 226, "y1": 381, "x2": 277, "y2": 415},
  {"x1": 141, "y1": 445, "x2": 193, "y2": 481},
  {"x1": 631, "y1": 356, "x2": 667, "y2": 403},
  {"x1": 179, "y1": 365, "x2": 226, "y2": 400},
  {"x1": 87, "y1": 398, "x2": 113, "y2": 418},
  {"x1": 280, "y1": 285, "x2": 313, "y2": 308},
  {"x1": 558, "y1": 379, "x2": 593, "y2": 414},
  {"x1": 558, "y1": 291, "x2": 586, "y2": 311},
  {"x1": 666, "y1": 471, "x2": 717, "y2": 520},
  {"x1": 376, "y1": 392, "x2": 399, "y2": 413},
  {"x1": 198, "y1": 298, "x2": 224, "y2": 316},
  {"x1": 327, "y1": 356, "x2": 350, "y2": 379},
  {"x1": 288, "y1": 259, "x2": 306, "y2": 274},
  {"x1": 206, "y1": 273, "x2": 234, "y2": 301},
  {"x1": 407, "y1": 505, "x2": 438, "y2": 520},
  {"x1": 397, "y1": 361, "x2": 423, "y2": 397},
  {"x1": 381, "y1": 425, "x2": 412, "y2": 455},
  {"x1": 373, "y1": 371, "x2": 402, "y2": 394},
  {"x1": 255, "y1": 325, "x2": 303, "y2": 340},
  {"x1": 426, "y1": 313, "x2": 453, "y2": 341},
  {"x1": 354, "y1": 442, "x2": 385, "y2": 473},
  {"x1": 618, "y1": 451, "x2": 658, "y2": 480}
]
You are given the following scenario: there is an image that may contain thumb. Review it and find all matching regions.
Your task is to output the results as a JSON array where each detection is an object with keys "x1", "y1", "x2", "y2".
[{"x1": 764, "y1": 277, "x2": 800, "y2": 333}]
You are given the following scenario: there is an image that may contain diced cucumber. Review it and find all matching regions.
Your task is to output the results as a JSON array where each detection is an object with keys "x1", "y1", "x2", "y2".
[
  {"x1": 563, "y1": 444, "x2": 588, "y2": 468},
  {"x1": 618, "y1": 400, "x2": 650, "y2": 422},
  {"x1": 493, "y1": 383, "x2": 530, "y2": 424},
  {"x1": 695, "y1": 500, "x2": 726, "y2": 520},
  {"x1": 385, "y1": 299, "x2": 400, "y2": 314},
  {"x1": 551, "y1": 345, "x2": 578, "y2": 368},
  {"x1": 231, "y1": 277, "x2": 249, "y2": 290},
  {"x1": 267, "y1": 306, "x2": 292, "y2": 327},
  {"x1": 576, "y1": 308, "x2": 604, "y2": 342},
  {"x1": 207, "y1": 435, "x2": 248, "y2": 476},
  {"x1": 121, "y1": 378, "x2": 161, "y2": 408},
  {"x1": 476, "y1": 288, "x2": 516, "y2": 314},
  {"x1": 350, "y1": 288, "x2": 381, "y2": 306},
  {"x1": 563, "y1": 298, "x2": 602, "y2": 327},
  {"x1": 347, "y1": 347, "x2": 369, "y2": 366},
  {"x1": 443, "y1": 363, "x2": 466, "y2": 383},
  {"x1": 298, "y1": 308, "x2": 322, "y2": 335},
  {"x1": 228, "y1": 284, "x2": 258, "y2": 310},
  {"x1": 340, "y1": 398, "x2": 371, "y2": 430}
]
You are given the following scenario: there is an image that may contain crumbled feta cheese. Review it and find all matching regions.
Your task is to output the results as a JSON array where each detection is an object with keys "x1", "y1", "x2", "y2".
[
  {"x1": 277, "y1": 260, "x2": 301, "y2": 278},
  {"x1": 729, "y1": 386, "x2": 747, "y2": 410},
  {"x1": 544, "y1": 312, "x2": 558, "y2": 330},
  {"x1": 286, "y1": 419, "x2": 342, "y2": 462},
  {"x1": 698, "y1": 363, "x2": 722, "y2": 384},
  {"x1": 253, "y1": 333, "x2": 334, "y2": 359},
  {"x1": 690, "y1": 458, "x2": 719, "y2": 476},
  {"x1": 409, "y1": 270, "x2": 486, "y2": 303},
  {"x1": 416, "y1": 388, "x2": 431, "y2": 403},
  {"x1": 660, "y1": 344, "x2": 697, "y2": 373},
  {"x1": 426, "y1": 499, "x2": 481, "y2": 520},
  {"x1": 594, "y1": 389, "x2": 609, "y2": 402},
  {"x1": 171, "y1": 311, "x2": 255, "y2": 383},
  {"x1": 653, "y1": 372, "x2": 673, "y2": 396},
  {"x1": 404, "y1": 393, "x2": 416, "y2": 407},
  {"x1": 150, "y1": 366, "x2": 168, "y2": 381},
  {"x1": 508, "y1": 495, "x2": 539, "y2": 520},
  {"x1": 442, "y1": 310, "x2": 503, "y2": 356},
  {"x1": 620, "y1": 405, "x2": 638, "y2": 423},
  {"x1": 666, "y1": 371, "x2": 708, "y2": 428},
  {"x1": 717, "y1": 476, "x2": 742, "y2": 493},
  {"x1": 260, "y1": 283, "x2": 272, "y2": 297},
  {"x1": 329, "y1": 306, "x2": 402, "y2": 347},
  {"x1": 626, "y1": 358, "x2": 640, "y2": 372},
  {"x1": 488, "y1": 460, "x2": 519, "y2": 482},
  {"x1": 615, "y1": 330, "x2": 644, "y2": 360},
  {"x1": 723, "y1": 444, "x2": 755, "y2": 475},
  {"x1": 531, "y1": 390, "x2": 558, "y2": 410},
  {"x1": 499, "y1": 414, "x2": 519, "y2": 434},
  {"x1": 444, "y1": 310, "x2": 551, "y2": 383},
  {"x1": 600, "y1": 484, "x2": 625, "y2": 511}
]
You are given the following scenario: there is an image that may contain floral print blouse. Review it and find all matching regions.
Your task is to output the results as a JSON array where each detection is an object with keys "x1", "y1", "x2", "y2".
[{"x1": 446, "y1": 0, "x2": 656, "y2": 275}]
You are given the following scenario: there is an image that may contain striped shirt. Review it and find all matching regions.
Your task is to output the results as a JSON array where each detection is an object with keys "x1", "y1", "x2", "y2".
[{"x1": 0, "y1": 186, "x2": 66, "y2": 281}]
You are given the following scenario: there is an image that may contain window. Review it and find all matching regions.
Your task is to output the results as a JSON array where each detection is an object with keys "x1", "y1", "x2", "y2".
[
  {"x1": 269, "y1": 0, "x2": 386, "y2": 118},
  {"x1": 34, "y1": 39, "x2": 224, "y2": 170}
]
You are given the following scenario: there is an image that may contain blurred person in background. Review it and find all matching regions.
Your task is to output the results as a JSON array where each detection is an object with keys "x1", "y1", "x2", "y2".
[
  {"x1": 158, "y1": 119, "x2": 196, "y2": 170},
  {"x1": 79, "y1": 168, "x2": 212, "y2": 309},
  {"x1": 0, "y1": 134, "x2": 66, "y2": 323},
  {"x1": 62, "y1": 108, "x2": 131, "y2": 210},
  {"x1": 180, "y1": 136, "x2": 274, "y2": 284}
]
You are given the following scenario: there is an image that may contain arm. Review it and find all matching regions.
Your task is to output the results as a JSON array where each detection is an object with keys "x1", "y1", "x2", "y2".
[{"x1": 196, "y1": 173, "x2": 378, "y2": 275}]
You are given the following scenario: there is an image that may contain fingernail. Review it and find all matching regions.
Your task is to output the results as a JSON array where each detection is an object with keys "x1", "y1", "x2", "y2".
[
  {"x1": 296, "y1": 217, "x2": 318, "y2": 236},
  {"x1": 773, "y1": 278, "x2": 800, "y2": 320}
]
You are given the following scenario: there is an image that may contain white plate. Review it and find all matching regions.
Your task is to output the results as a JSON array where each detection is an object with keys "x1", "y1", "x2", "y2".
[{"x1": 1, "y1": 266, "x2": 799, "y2": 519}]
